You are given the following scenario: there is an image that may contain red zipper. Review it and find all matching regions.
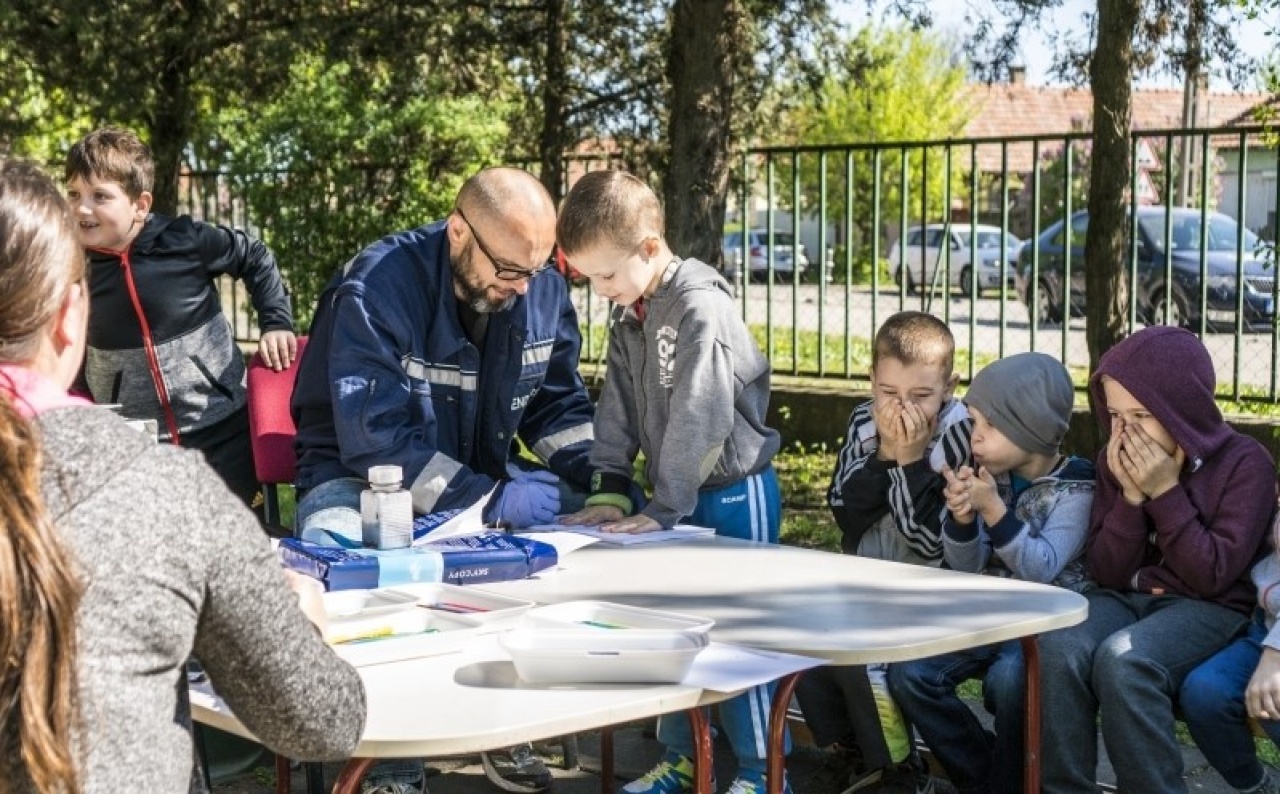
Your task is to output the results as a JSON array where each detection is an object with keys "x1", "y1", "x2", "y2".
[{"x1": 91, "y1": 246, "x2": 181, "y2": 444}]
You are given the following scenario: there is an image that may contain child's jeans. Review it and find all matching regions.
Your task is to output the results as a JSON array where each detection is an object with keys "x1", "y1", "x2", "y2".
[
  {"x1": 1180, "y1": 609, "x2": 1280, "y2": 790},
  {"x1": 888, "y1": 640, "x2": 1025, "y2": 794},
  {"x1": 657, "y1": 467, "x2": 789, "y2": 780}
]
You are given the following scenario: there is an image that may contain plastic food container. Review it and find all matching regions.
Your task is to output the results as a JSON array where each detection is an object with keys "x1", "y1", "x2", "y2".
[
  {"x1": 499, "y1": 601, "x2": 714, "y2": 684},
  {"x1": 323, "y1": 588, "x2": 420, "y2": 621},
  {"x1": 520, "y1": 600, "x2": 715, "y2": 636},
  {"x1": 318, "y1": 584, "x2": 535, "y2": 667},
  {"x1": 384, "y1": 582, "x2": 536, "y2": 627}
]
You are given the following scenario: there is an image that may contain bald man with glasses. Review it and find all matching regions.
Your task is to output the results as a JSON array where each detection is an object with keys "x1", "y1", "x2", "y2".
[{"x1": 290, "y1": 168, "x2": 600, "y2": 792}]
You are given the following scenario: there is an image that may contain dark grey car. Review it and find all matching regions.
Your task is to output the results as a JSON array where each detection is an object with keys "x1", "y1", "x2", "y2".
[{"x1": 1016, "y1": 208, "x2": 1276, "y2": 331}]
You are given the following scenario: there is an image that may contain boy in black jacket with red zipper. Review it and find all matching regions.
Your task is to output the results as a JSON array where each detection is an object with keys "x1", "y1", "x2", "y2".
[{"x1": 65, "y1": 127, "x2": 296, "y2": 509}]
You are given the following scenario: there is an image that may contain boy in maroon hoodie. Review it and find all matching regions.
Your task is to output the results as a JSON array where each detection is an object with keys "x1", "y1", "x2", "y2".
[{"x1": 1037, "y1": 326, "x2": 1275, "y2": 793}]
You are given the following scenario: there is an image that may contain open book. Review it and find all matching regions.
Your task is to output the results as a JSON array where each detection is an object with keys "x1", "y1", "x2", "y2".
[{"x1": 519, "y1": 523, "x2": 715, "y2": 546}]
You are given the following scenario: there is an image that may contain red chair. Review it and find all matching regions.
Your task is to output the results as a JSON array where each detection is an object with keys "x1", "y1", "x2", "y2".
[
  {"x1": 246, "y1": 336, "x2": 308, "y2": 529},
  {"x1": 245, "y1": 336, "x2": 326, "y2": 793}
]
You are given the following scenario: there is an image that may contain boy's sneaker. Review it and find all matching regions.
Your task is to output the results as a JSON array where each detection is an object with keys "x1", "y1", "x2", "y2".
[
  {"x1": 841, "y1": 761, "x2": 930, "y2": 794},
  {"x1": 1252, "y1": 765, "x2": 1280, "y2": 794},
  {"x1": 361, "y1": 759, "x2": 427, "y2": 794},
  {"x1": 914, "y1": 776, "x2": 958, "y2": 794},
  {"x1": 843, "y1": 765, "x2": 886, "y2": 793},
  {"x1": 480, "y1": 743, "x2": 552, "y2": 792},
  {"x1": 362, "y1": 784, "x2": 425, "y2": 794},
  {"x1": 723, "y1": 773, "x2": 793, "y2": 794},
  {"x1": 620, "y1": 754, "x2": 704, "y2": 794}
]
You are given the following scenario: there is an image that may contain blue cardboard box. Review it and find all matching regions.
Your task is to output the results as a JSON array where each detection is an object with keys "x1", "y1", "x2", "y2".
[{"x1": 278, "y1": 533, "x2": 558, "y2": 591}]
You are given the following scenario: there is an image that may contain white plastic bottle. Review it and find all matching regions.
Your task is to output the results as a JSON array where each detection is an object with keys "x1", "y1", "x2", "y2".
[{"x1": 361, "y1": 465, "x2": 414, "y2": 549}]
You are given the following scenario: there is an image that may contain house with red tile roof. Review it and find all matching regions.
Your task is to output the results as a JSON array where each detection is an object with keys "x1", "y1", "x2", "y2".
[{"x1": 962, "y1": 73, "x2": 1276, "y2": 236}]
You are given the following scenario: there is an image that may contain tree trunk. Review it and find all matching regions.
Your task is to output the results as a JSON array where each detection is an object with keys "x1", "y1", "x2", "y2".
[
  {"x1": 146, "y1": 36, "x2": 194, "y2": 216},
  {"x1": 663, "y1": 0, "x2": 741, "y2": 266},
  {"x1": 1084, "y1": 0, "x2": 1141, "y2": 448},
  {"x1": 539, "y1": 0, "x2": 568, "y2": 204}
]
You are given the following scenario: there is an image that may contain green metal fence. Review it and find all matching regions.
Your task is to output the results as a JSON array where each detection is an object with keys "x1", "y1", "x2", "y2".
[
  {"x1": 191, "y1": 123, "x2": 1279, "y2": 401},
  {"x1": 717, "y1": 123, "x2": 1279, "y2": 401}
]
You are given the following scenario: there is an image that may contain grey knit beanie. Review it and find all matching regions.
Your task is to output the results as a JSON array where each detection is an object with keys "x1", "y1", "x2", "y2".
[{"x1": 963, "y1": 352, "x2": 1075, "y2": 456}]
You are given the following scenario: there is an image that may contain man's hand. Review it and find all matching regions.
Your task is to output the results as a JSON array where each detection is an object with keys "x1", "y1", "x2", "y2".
[
  {"x1": 493, "y1": 470, "x2": 561, "y2": 528},
  {"x1": 942, "y1": 465, "x2": 976, "y2": 524},
  {"x1": 1247, "y1": 647, "x2": 1280, "y2": 722},
  {"x1": 1118, "y1": 423, "x2": 1185, "y2": 500},
  {"x1": 874, "y1": 398, "x2": 903, "y2": 461},
  {"x1": 600, "y1": 514, "x2": 663, "y2": 534},
  {"x1": 896, "y1": 401, "x2": 935, "y2": 465},
  {"x1": 559, "y1": 504, "x2": 626, "y2": 526},
  {"x1": 258, "y1": 330, "x2": 298, "y2": 372}
]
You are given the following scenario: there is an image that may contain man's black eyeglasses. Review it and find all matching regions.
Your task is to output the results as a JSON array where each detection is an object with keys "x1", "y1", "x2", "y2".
[{"x1": 455, "y1": 207, "x2": 554, "y2": 282}]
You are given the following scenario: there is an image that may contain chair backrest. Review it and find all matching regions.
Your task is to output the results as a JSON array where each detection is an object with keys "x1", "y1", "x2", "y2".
[{"x1": 246, "y1": 336, "x2": 309, "y2": 487}]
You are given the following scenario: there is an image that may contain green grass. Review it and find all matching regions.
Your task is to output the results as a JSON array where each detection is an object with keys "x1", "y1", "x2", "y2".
[{"x1": 774, "y1": 441, "x2": 841, "y2": 551}]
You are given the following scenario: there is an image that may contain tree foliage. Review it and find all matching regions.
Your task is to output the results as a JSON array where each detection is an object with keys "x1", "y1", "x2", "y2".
[
  {"x1": 0, "y1": 0, "x2": 322, "y2": 212},
  {"x1": 0, "y1": 0, "x2": 839, "y2": 308},
  {"x1": 774, "y1": 24, "x2": 973, "y2": 260},
  {"x1": 209, "y1": 56, "x2": 512, "y2": 327},
  {"x1": 952, "y1": 0, "x2": 1257, "y2": 399}
]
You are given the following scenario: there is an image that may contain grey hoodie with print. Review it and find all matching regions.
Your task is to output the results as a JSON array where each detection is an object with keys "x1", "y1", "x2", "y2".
[{"x1": 590, "y1": 258, "x2": 781, "y2": 528}]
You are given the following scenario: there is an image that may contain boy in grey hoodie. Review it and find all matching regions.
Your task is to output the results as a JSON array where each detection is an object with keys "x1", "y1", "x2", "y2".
[
  {"x1": 887, "y1": 352, "x2": 1094, "y2": 794},
  {"x1": 557, "y1": 170, "x2": 787, "y2": 794}
]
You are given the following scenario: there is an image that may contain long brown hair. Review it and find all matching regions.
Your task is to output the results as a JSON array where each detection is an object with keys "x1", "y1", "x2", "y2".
[{"x1": 0, "y1": 159, "x2": 86, "y2": 793}]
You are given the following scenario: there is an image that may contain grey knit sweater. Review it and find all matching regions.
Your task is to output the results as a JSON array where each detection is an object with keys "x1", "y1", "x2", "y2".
[{"x1": 29, "y1": 406, "x2": 366, "y2": 793}]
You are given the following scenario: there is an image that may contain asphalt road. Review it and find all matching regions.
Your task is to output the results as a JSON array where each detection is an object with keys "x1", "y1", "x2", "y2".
[{"x1": 571, "y1": 283, "x2": 1280, "y2": 396}]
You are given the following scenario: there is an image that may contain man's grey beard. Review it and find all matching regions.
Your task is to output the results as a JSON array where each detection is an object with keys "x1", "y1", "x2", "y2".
[
  {"x1": 453, "y1": 241, "x2": 516, "y2": 313},
  {"x1": 468, "y1": 292, "x2": 515, "y2": 314}
]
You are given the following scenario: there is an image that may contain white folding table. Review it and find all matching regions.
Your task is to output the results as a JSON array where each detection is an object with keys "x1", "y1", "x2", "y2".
[
  {"x1": 194, "y1": 536, "x2": 1086, "y2": 794},
  {"x1": 488, "y1": 536, "x2": 1089, "y2": 794},
  {"x1": 191, "y1": 634, "x2": 736, "y2": 794}
]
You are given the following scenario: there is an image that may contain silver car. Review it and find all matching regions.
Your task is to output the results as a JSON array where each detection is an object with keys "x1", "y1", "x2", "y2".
[
  {"x1": 722, "y1": 229, "x2": 811, "y2": 283},
  {"x1": 888, "y1": 224, "x2": 1021, "y2": 294}
]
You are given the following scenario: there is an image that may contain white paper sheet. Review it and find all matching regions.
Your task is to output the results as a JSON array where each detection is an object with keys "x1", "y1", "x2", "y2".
[
  {"x1": 510, "y1": 531, "x2": 600, "y2": 557},
  {"x1": 413, "y1": 486, "x2": 497, "y2": 544},
  {"x1": 520, "y1": 523, "x2": 715, "y2": 546},
  {"x1": 682, "y1": 643, "x2": 826, "y2": 692}
]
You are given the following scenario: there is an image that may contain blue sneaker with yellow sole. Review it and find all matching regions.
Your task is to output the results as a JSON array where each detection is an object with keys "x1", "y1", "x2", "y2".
[{"x1": 620, "y1": 753, "x2": 708, "y2": 794}]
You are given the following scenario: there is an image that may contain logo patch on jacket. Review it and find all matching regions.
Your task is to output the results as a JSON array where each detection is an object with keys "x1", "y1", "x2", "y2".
[{"x1": 656, "y1": 325, "x2": 677, "y2": 388}]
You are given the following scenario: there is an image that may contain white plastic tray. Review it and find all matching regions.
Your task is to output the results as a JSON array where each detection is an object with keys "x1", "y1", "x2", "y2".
[
  {"x1": 319, "y1": 584, "x2": 534, "y2": 667},
  {"x1": 323, "y1": 588, "x2": 420, "y2": 621},
  {"x1": 385, "y1": 583, "x2": 535, "y2": 627},
  {"x1": 499, "y1": 625, "x2": 707, "y2": 684},
  {"x1": 521, "y1": 600, "x2": 715, "y2": 636},
  {"x1": 499, "y1": 601, "x2": 715, "y2": 684}
]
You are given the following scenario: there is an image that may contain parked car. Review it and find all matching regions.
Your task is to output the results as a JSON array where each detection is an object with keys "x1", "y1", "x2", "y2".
[
  {"x1": 886, "y1": 224, "x2": 1021, "y2": 294},
  {"x1": 1016, "y1": 207, "x2": 1276, "y2": 331},
  {"x1": 722, "y1": 229, "x2": 811, "y2": 282}
]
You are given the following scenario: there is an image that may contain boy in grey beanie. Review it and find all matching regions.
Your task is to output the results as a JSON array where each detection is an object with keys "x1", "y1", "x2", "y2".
[
  {"x1": 888, "y1": 351, "x2": 1095, "y2": 794},
  {"x1": 962, "y1": 352, "x2": 1075, "y2": 458}
]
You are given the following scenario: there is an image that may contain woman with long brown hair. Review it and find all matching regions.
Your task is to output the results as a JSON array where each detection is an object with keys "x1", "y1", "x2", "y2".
[{"x1": 0, "y1": 158, "x2": 365, "y2": 792}]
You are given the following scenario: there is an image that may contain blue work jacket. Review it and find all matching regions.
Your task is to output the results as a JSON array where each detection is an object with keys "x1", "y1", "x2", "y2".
[{"x1": 292, "y1": 221, "x2": 594, "y2": 514}]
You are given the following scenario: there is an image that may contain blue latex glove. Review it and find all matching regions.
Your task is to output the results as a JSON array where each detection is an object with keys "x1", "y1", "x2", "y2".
[{"x1": 492, "y1": 469, "x2": 561, "y2": 528}]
